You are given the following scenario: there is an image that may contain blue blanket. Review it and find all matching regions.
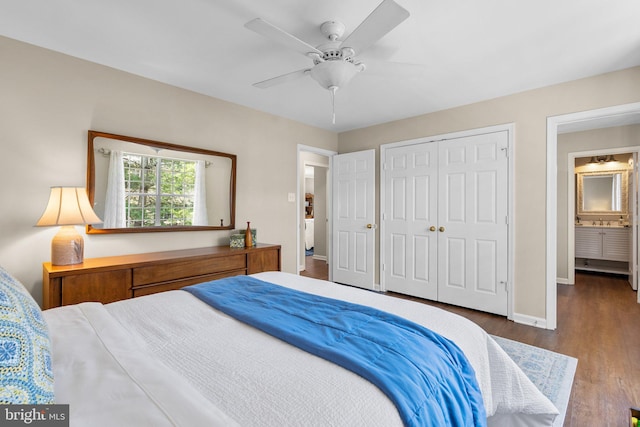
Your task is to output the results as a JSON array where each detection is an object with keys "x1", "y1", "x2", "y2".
[{"x1": 184, "y1": 276, "x2": 486, "y2": 427}]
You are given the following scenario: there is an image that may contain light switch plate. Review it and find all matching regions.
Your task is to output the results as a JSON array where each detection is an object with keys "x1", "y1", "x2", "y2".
[{"x1": 288, "y1": 192, "x2": 296, "y2": 202}]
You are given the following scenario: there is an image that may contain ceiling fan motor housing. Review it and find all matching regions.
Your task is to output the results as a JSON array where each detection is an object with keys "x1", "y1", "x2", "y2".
[{"x1": 320, "y1": 21, "x2": 345, "y2": 41}]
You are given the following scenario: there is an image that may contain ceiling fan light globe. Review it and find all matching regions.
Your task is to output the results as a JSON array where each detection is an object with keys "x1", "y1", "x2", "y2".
[{"x1": 310, "y1": 60, "x2": 362, "y2": 90}]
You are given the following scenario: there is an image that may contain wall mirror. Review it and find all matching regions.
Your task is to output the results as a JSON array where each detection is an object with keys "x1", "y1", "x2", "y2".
[
  {"x1": 577, "y1": 170, "x2": 628, "y2": 216},
  {"x1": 87, "y1": 130, "x2": 236, "y2": 234}
]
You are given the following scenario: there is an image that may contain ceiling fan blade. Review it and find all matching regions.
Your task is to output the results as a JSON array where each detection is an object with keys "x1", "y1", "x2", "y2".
[
  {"x1": 253, "y1": 68, "x2": 310, "y2": 89},
  {"x1": 245, "y1": 18, "x2": 322, "y2": 57},
  {"x1": 340, "y1": 0, "x2": 410, "y2": 55}
]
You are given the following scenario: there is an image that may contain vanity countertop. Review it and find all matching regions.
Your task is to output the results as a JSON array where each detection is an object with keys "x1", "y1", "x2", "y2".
[{"x1": 575, "y1": 223, "x2": 629, "y2": 228}]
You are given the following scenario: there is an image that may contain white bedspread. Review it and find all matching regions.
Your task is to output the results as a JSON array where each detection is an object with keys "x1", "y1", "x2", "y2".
[
  {"x1": 43, "y1": 303, "x2": 238, "y2": 426},
  {"x1": 44, "y1": 272, "x2": 558, "y2": 426}
]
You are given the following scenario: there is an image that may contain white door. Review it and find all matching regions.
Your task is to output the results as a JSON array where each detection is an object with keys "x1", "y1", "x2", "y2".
[
  {"x1": 437, "y1": 132, "x2": 509, "y2": 315},
  {"x1": 381, "y1": 131, "x2": 509, "y2": 316},
  {"x1": 332, "y1": 150, "x2": 376, "y2": 289},
  {"x1": 383, "y1": 143, "x2": 438, "y2": 299}
]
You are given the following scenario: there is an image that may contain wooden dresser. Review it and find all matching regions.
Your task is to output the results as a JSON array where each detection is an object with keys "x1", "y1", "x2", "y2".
[{"x1": 42, "y1": 243, "x2": 281, "y2": 309}]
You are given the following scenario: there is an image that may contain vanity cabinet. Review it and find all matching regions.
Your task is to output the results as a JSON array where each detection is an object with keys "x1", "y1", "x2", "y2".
[
  {"x1": 42, "y1": 244, "x2": 281, "y2": 309},
  {"x1": 575, "y1": 227, "x2": 629, "y2": 274}
]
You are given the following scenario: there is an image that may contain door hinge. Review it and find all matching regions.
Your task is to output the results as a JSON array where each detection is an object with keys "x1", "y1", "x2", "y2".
[
  {"x1": 505, "y1": 215, "x2": 509, "y2": 225},
  {"x1": 382, "y1": 263, "x2": 386, "y2": 271}
]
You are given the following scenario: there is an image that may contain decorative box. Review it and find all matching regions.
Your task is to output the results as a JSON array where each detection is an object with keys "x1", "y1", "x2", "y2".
[
  {"x1": 229, "y1": 234, "x2": 245, "y2": 248},
  {"x1": 233, "y1": 229, "x2": 257, "y2": 246}
]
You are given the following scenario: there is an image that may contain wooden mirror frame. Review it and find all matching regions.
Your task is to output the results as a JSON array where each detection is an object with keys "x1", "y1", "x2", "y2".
[{"x1": 86, "y1": 130, "x2": 236, "y2": 234}]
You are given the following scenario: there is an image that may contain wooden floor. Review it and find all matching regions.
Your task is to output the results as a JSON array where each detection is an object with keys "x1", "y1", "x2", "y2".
[
  {"x1": 300, "y1": 260, "x2": 640, "y2": 426},
  {"x1": 300, "y1": 255, "x2": 328, "y2": 281}
]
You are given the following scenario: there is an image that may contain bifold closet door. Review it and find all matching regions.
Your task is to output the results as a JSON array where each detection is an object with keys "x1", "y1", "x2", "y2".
[
  {"x1": 383, "y1": 143, "x2": 438, "y2": 299},
  {"x1": 383, "y1": 131, "x2": 509, "y2": 316},
  {"x1": 437, "y1": 132, "x2": 508, "y2": 316}
]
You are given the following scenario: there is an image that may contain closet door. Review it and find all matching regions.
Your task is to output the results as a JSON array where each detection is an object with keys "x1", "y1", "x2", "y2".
[
  {"x1": 383, "y1": 143, "x2": 438, "y2": 299},
  {"x1": 437, "y1": 132, "x2": 509, "y2": 315}
]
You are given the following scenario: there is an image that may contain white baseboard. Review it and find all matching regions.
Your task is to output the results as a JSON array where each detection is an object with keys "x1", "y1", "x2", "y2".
[
  {"x1": 556, "y1": 277, "x2": 570, "y2": 285},
  {"x1": 312, "y1": 254, "x2": 327, "y2": 262},
  {"x1": 512, "y1": 312, "x2": 550, "y2": 330}
]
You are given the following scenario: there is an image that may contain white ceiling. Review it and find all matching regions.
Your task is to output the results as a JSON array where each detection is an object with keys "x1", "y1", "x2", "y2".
[{"x1": 2, "y1": 0, "x2": 640, "y2": 132}]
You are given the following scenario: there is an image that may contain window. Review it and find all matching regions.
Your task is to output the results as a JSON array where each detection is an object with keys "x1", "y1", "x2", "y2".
[{"x1": 122, "y1": 153, "x2": 197, "y2": 227}]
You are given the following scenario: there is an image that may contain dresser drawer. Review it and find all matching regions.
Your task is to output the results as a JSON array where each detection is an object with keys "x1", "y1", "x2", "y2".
[
  {"x1": 132, "y1": 270, "x2": 245, "y2": 297},
  {"x1": 62, "y1": 270, "x2": 131, "y2": 306},
  {"x1": 133, "y1": 254, "x2": 246, "y2": 286}
]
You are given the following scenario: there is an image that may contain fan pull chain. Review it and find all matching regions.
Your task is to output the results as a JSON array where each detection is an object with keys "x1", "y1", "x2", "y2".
[{"x1": 330, "y1": 86, "x2": 338, "y2": 124}]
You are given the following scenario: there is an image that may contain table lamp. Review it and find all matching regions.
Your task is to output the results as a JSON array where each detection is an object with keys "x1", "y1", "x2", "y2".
[{"x1": 36, "y1": 187, "x2": 103, "y2": 266}]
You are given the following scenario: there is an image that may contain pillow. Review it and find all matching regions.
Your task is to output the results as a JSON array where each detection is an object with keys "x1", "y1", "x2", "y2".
[{"x1": 0, "y1": 265, "x2": 54, "y2": 404}]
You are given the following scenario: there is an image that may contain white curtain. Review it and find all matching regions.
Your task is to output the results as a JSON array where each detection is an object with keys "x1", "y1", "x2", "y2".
[
  {"x1": 193, "y1": 160, "x2": 208, "y2": 226},
  {"x1": 104, "y1": 150, "x2": 126, "y2": 228}
]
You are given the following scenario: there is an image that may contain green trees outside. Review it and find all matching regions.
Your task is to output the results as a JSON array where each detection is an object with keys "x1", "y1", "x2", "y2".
[{"x1": 123, "y1": 154, "x2": 196, "y2": 227}]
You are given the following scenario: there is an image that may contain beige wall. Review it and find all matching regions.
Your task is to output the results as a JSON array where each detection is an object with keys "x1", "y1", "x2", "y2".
[
  {"x1": 3, "y1": 31, "x2": 640, "y2": 321},
  {"x1": 338, "y1": 67, "x2": 640, "y2": 321},
  {"x1": 0, "y1": 36, "x2": 337, "y2": 305},
  {"x1": 557, "y1": 126, "x2": 640, "y2": 281}
]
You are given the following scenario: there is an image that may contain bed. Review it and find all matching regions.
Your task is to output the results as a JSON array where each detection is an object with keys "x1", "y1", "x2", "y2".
[{"x1": 1, "y1": 267, "x2": 558, "y2": 426}]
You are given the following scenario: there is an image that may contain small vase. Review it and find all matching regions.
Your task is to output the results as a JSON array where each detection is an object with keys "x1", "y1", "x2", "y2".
[{"x1": 245, "y1": 221, "x2": 253, "y2": 247}]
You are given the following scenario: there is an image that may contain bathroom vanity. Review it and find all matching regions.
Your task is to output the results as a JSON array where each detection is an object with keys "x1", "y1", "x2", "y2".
[
  {"x1": 574, "y1": 166, "x2": 631, "y2": 276},
  {"x1": 575, "y1": 225, "x2": 630, "y2": 274}
]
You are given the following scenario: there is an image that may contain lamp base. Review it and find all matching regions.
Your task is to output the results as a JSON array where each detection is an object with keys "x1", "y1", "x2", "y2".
[{"x1": 51, "y1": 226, "x2": 84, "y2": 266}]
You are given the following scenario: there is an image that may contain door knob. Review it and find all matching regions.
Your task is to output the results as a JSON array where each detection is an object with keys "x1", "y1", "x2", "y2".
[
  {"x1": 429, "y1": 226, "x2": 436, "y2": 232},
  {"x1": 439, "y1": 226, "x2": 445, "y2": 232},
  {"x1": 366, "y1": 224, "x2": 376, "y2": 229}
]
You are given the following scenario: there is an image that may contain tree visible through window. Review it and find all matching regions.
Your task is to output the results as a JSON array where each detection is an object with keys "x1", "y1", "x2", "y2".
[{"x1": 122, "y1": 153, "x2": 197, "y2": 227}]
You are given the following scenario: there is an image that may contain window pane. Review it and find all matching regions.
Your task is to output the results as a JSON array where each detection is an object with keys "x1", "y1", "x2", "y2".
[{"x1": 121, "y1": 153, "x2": 197, "y2": 228}]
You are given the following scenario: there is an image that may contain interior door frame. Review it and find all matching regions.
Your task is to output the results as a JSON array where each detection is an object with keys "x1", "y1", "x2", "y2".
[
  {"x1": 547, "y1": 101, "x2": 640, "y2": 330},
  {"x1": 297, "y1": 144, "x2": 337, "y2": 278},
  {"x1": 379, "y1": 123, "x2": 515, "y2": 319}
]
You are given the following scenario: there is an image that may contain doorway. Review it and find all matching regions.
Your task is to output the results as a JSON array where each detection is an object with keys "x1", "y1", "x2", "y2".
[
  {"x1": 302, "y1": 163, "x2": 329, "y2": 280},
  {"x1": 547, "y1": 101, "x2": 640, "y2": 329},
  {"x1": 566, "y1": 150, "x2": 637, "y2": 288},
  {"x1": 297, "y1": 145, "x2": 335, "y2": 280}
]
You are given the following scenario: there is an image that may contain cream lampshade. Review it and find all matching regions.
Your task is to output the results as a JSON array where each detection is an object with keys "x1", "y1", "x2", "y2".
[{"x1": 36, "y1": 187, "x2": 103, "y2": 266}]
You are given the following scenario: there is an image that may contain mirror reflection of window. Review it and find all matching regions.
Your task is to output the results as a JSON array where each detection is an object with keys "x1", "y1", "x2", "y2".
[
  {"x1": 104, "y1": 151, "x2": 209, "y2": 228},
  {"x1": 88, "y1": 131, "x2": 236, "y2": 233}
]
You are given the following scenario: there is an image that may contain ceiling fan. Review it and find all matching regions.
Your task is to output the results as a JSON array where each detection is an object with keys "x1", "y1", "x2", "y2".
[{"x1": 245, "y1": 0, "x2": 410, "y2": 123}]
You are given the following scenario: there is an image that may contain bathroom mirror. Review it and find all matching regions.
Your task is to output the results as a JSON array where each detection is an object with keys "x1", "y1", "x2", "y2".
[
  {"x1": 87, "y1": 130, "x2": 236, "y2": 233},
  {"x1": 577, "y1": 170, "x2": 628, "y2": 215}
]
